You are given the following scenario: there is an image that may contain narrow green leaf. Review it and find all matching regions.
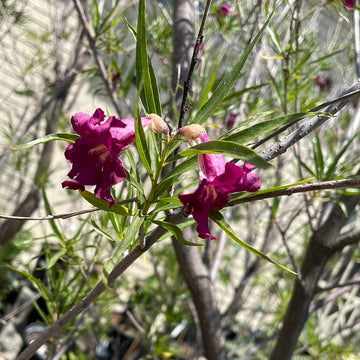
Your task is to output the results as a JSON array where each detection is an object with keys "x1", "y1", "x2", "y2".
[
  {"x1": 7, "y1": 265, "x2": 54, "y2": 302},
  {"x1": 90, "y1": 219, "x2": 117, "y2": 244},
  {"x1": 79, "y1": 190, "x2": 135, "y2": 216},
  {"x1": 314, "y1": 132, "x2": 324, "y2": 179},
  {"x1": 198, "y1": 61, "x2": 220, "y2": 108},
  {"x1": 294, "y1": 152, "x2": 316, "y2": 178},
  {"x1": 192, "y1": 12, "x2": 273, "y2": 125},
  {"x1": 166, "y1": 140, "x2": 271, "y2": 169},
  {"x1": 148, "y1": 131, "x2": 160, "y2": 177},
  {"x1": 223, "y1": 112, "x2": 313, "y2": 144},
  {"x1": 108, "y1": 212, "x2": 124, "y2": 241},
  {"x1": 11, "y1": 133, "x2": 79, "y2": 151},
  {"x1": 46, "y1": 248, "x2": 68, "y2": 269},
  {"x1": 135, "y1": 0, "x2": 159, "y2": 114},
  {"x1": 42, "y1": 188, "x2": 66, "y2": 242},
  {"x1": 209, "y1": 209, "x2": 296, "y2": 275},
  {"x1": 324, "y1": 135, "x2": 356, "y2": 180},
  {"x1": 148, "y1": 55, "x2": 162, "y2": 116},
  {"x1": 229, "y1": 178, "x2": 314, "y2": 202},
  {"x1": 153, "y1": 156, "x2": 198, "y2": 199},
  {"x1": 135, "y1": 103, "x2": 153, "y2": 177},
  {"x1": 222, "y1": 83, "x2": 269, "y2": 104},
  {"x1": 150, "y1": 197, "x2": 183, "y2": 215},
  {"x1": 124, "y1": 168, "x2": 145, "y2": 200},
  {"x1": 152, "y1": 220, "x2": 203, "y2": 246},
  {"x1": 103, "y1": 214, "x2": 144, "y2": 282}
]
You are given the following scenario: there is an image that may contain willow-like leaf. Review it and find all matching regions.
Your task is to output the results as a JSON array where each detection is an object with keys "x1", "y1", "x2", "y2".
[
  {"x1": 103, "y1": 213, "x2": 144, "y2": 283},
  {"x1": 222, "y1": 112, "x2": 326, "y2": 144},
  {"x1": 166, "y1": 140, "x2": 271, "y2": 169},
  {"x1": 42, "y1": 188, "x2": 65, "y2": 242},
  {"x1": 191, "y1": 12, "x2": 273, "y2": 125},
  {"x1": 209, "y1": 209, "x2": 296, "y2": 275},
  {"x1": 135, "y1": 0, "x2": 161, "y2": 114},
  {"x1": 79, "y1": 190, "x2": 135, "y2": 216},
  {"x1": 134, "y1": 103, "x2": 153, "y2": 178},
  {"x1": 229, "y1": 178, "x2": 314, "y2": 203},
  {"x1": 153, "y1": 219, "x2": 202, "y2": 245},
  {"x1": 11, "y1": 133, "x2": 79, "y2": 150},
  {"x1": 153, "y1": 156, "x2": 198, "y2": 199}
]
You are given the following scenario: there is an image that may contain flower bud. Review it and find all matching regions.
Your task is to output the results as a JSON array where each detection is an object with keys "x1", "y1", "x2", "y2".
[
  {"x1": 147, "y1": 113, "x2": 169, "y2": 135},
  {"x1": 176, "y1": 124, "x2": 207, "y2": 143}
]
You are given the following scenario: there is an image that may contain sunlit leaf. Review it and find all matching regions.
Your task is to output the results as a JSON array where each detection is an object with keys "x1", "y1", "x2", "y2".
[
  {"x1": 166, "y1": 140, "x2": 271, "y2": 169},
  {"x1": 222, "y1": 112, "x2": 324, "y2": 144},
  {"x1": 153, "y1": 156, "x2": 198, "y2": 199},
  {"x1": 209, "y1": 209, "x2": 296, "y2": 275},
  {"x1": 135, "y1": 0, "x2": 161, "y2": 114},
  {"x1": 152, "y1": 219, "x2": 203, "y2": 246},
  {"x1": 135, "y1": 102, "x2": 153, "y2": 177},
  {"x1": 7, "y1": 265, "x2": 54, "y2": 302},
  {"x1": 11, "y1": 133, "x2": 79, "y2": 150},
  {"x1": 79, "y1": 190, "x2": 135, "y2": 216},
  {"x1": 103, "y1": 213, "x2": 144, "y2": 283},
  {"x1": 229, "y1": 178, "x2": 315, "y2": 203},
  {"x1": 191, "y1": 11, "x2": 273, "y2": 125}
]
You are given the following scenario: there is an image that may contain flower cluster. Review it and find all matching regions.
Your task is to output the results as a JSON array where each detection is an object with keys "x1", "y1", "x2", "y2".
[
  {"x1": 177, "y1": 125, "x2": 261, "y2": 240},
  {"x1": 62, "y1": 108, "x2": 168, "y2": 206},
  {"x1": 62, "y1": 110, "x2": 260, "y2": 240}
]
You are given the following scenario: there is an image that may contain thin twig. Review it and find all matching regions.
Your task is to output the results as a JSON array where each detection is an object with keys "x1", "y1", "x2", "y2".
[
  {"x1": 0, "y1": 208, "x2": 98, "y2": 221},
  {"x1": 0, "y1": 197, "x2": 139, "y2": 221},
  {"x1": 228, "y1": 178, "x2": 360, "y2": 207},
  {"x1": 177, "y1": 0, "x2": 212, "y2": 129},
  {"x1": 72, "y1": 0, "x2": 122, "y2": 117},
  {"x1": 254, "y1": 85, "x2": 360, "y2": 151},
  {"x1": 260, "y1": 78, "x2": 360, "y2": 160},
  {"x1": 0, "y1": 293, "x2": 41, "y2": 325},
  {"x1": 16, "y1": 208, "x2": 187, "y2": 360}
]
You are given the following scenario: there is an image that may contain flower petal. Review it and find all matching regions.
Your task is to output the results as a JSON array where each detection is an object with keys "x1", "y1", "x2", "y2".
[
  {"x1": 63, "y1": 109, "x2": 150, "y2": 205},
  {"x1": 179, "y1": 180, "x2": 229, "y2": 240}
]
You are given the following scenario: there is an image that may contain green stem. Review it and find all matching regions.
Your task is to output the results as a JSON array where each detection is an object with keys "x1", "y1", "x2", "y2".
[{"x1": 142, "y1": 135, "x2": 175, "y2": 215}]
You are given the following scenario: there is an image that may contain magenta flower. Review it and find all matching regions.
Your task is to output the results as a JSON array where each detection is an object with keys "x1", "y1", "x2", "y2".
[
  {"x1": 178, "y1": 126, "x2": 261, "y2": 240},
  {"x1": 343, "y1": 0, "x2": 355, "y2": 9},
  {"x1": 217, "y1": 3, "x2": 234, "y2": 18},
  {"x1": 62, "y1": 108, "x2": 151, "y2": 206},
  {"x1": 110, "y1": 72, "x2": 120, "y2": 92},
  {"x1": 226, "y1": 112, "x2": 237, "y2": 129},
  {"x1": 315, "y1": 75, "x2": 332, "y2": 92},
  {"x1": 328, "y1": 0, "x2": 355, "y2": 9}
]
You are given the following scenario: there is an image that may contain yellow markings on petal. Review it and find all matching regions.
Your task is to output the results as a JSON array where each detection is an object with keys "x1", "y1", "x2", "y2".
[{"x1": 89, "y1": 144, "x2": 110, "y2": 162}]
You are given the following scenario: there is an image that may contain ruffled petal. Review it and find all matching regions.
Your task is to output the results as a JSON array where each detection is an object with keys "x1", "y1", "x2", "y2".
[
  {"x1": 63, "y1": 109, "x2": 150, "y2": 205},
  {"x1": 62, "y1": 180, "x2": 85, "y2": 192},
  {"x1": 198, "y1": 134, "x2": 226, "y2": 181},
  {"x1": 179, "y1": 181, "x2": 216, "y2": 240}
]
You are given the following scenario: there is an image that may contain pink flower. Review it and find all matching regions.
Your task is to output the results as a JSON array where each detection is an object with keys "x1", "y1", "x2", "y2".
[
  {"x1": 315, "y1": 75, "x2": 332, "y2": 92},
  {"x1": 217, "y1": 3, "x2": 235, "y2": 18},
  {"x1": 343, "y1": 0, "x2": 355, "y2": 9},
  {"x1": 177, "y1": 126, "x2": 261, "y2": 240},
  {"x1": 110, "y1": 72, "x2": 120, "y2": 91},
  {"x1": 226, "y1": 112, "x2": 237, "y2": 129},
  {"x1": 62, "y1": 108, "x2": 151, "y2": 206},
  {"x1": 328, "y1": 0, "x2": 355, "y2": 9}
]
